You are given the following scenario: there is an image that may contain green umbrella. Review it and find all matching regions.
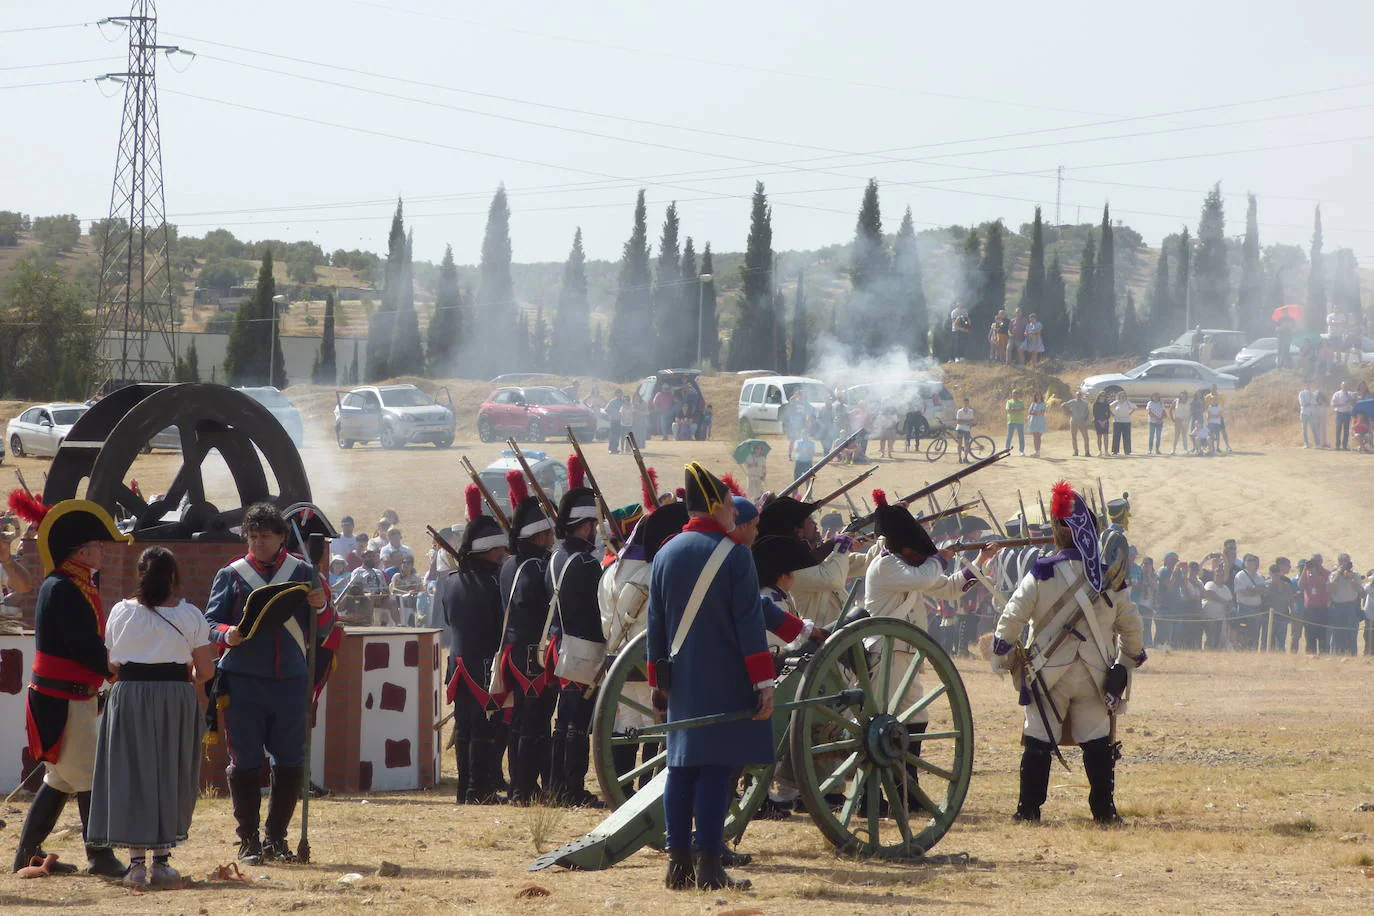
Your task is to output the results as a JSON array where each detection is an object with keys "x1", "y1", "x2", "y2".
[{"x1": 732, "y1": 438, "x2": 770, "y2": 464}]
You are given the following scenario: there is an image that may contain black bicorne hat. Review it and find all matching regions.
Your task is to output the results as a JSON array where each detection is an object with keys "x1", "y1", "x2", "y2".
[
  {"x1": 27, "y1": 498, "x2": 131, "y2": 575},
  {"x1": 642, "y1": 502, "x2": 688, "y2": 562},
  {"x1": 752, "y1": 534, "x2": 820, "y2": 587},
  {"x1": 683, "y1": 462, "x2": 730, "y2": 514},
  {"x1": 872, "y1": 490, "x2": 937, "y2": 557},
  {"x1": 757, "y1": 495, "x2": 818, "y2": 539},
  {"x1": 239, "y1": 581, "x2": 312, "y2": 643},
  {"x1": 555, "y1": 486, "x2": 598, "y2": 538}
]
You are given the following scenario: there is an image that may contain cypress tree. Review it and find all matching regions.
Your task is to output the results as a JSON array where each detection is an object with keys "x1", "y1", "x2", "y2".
[
  {"x1": 972, "y1": 220, "x2": 1006, "y2": 346},
  {"x1": 699, "y1": 244, "x2": 719, "y2": 368},
  {"x1": 727, "y1": 182, "x2": 775, "y2": 370},
  {"x1": 476, "y1": 185, "x2": 516, "y2": 378},
  {"x1": 1096, "y1": 205, "x2": 1119, "y2": 355},
  {"x1": 1119, "y1": 290, "x2": 1145, "y2": 356},
  {"x1": 1019, "y1": 207, "x2": 1046, "y2": 319},
  {"x1": 849, "y1": 179, "x2": 888, "y2": 355},
  {"x1": 961, "y1": 229, "x2": 983, "y2": 319},
  {"x1": 1146, "y1": 247, "x2": 1174, "y2": 345},
  {"x1": 791, "y1": 270, "x2": 810, "y2": 374},
  {"x1": 1237, "y1": 194, "x2": 1263, "y2": 337},
  {"x1": 892, "y1": 207, "x2": 928, "y2": 356},
  {"x1": 679, "y1": 237, "x2": 701, "y2": 367},
  {"x1": 426, "y1": 245, "x2": 463, "y2": 378},
  {"x1": 1041, "y1": 254, "x2": 1069, "y2": 357},
  {"x1": 653, "y1": 203, "x2": 683, "y2": 366},
  {"x1": 1306, "y1": 205, "x2": 1326, "y2": 333},
  {"x1": 389, "y1": 227, "x2": 422, "y2": 375},
  {"x1": 184, "y1": 338, "x2": 200, "y2": 383},
  {"x1": 1194, "y1": 184, "x2": 1230, "y2": 328},
  {"x1": 316, "y1": 292, "x2": 337, "y2": 384},
  {"x1": 607, "y1": 190, "x2": 654, "y2": 380},
  {"x1": 1174, "y1": 227, "x2": 1192, "y2": 333},
  {"x1": 227, "y1": 249, "x2": 280, "y2": 386},
  {"x1": 549, "y1": 228, "x2": 590, "y2": 374},
  {"x1": 366, "y1": 200, "x2": 404, "y2": 381},
  {"x1": 349, "y1": 339, "x2": 360, "y2": 385},
  {"x1": 532, "y1": 304, "x2": 549, "y2": 371},
  {"x1": 1070, "y1": 235, "x2": 1097, "y2": 358}
]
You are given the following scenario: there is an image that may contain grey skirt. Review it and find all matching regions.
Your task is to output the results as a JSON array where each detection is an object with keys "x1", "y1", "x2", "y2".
[{"x1": 87, "y1": 679, "x2": 203, "y2": 850}]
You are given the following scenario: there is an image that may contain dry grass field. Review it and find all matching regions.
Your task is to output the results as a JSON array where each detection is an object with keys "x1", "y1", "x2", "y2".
[{"x1": 2, "y1": 364, "x2": 1373, "y2": 912}]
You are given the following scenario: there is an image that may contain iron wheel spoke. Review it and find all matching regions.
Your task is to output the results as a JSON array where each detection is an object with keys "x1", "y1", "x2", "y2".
[
  {"x1": 865, "y1": 763, "x2": 881, "y2": 850},
  {"x1": 818, "y1": 752, "x2": 861, "y2": 796},
  {"x1": 812, "y1": 703, "x2": 863, "y2": 735},
  {"x1": 838, "y1": 764, "x2": 869, "y2": 830},
  {"x1": 905, "y1": 780, "x2": 943, "y2": 818},
  {"x1": 879, "y1": 767, "x2": 914, "y2": 845},
  {"x1": 848, "y1": 643, "x2": 879, "y2": 716},
  {"x1": 904, "y1": 751, "x2": 956, "y2": 783},
  {"x1": 886, "y1": 650, "x2": 924, "y2": 715},
  {"x1": 874, "y1": 635, "x2": 894, "y2": 711},
  {"x1": 616, "y1": 694, "x2": 655, "y2": 719},
  {"x1": 809, "y1": 737, "x2": 861, "y2": 756},
  {"x1": 896, "y1": 683, "x2": 947, "y2": 724}
]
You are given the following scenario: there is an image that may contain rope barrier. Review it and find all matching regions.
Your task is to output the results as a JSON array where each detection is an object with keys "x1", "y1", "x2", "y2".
[{"x1": 1134, "y1": 608, "x2": 1367, "y2": 631}]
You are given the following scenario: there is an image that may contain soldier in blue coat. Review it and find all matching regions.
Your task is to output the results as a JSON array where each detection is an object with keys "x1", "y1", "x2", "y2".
[{"x1": 647, "y1": 463, "x2": 774, "y2": 891}]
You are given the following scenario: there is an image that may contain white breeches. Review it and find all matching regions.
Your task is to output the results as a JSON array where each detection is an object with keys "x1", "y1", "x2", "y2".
[{"x1": 1022, "y1": 657, "x2": 1110, "y2": 745}]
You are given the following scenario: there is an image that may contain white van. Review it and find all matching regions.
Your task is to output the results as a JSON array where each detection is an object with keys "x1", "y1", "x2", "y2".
[{"x1": 737, "y1": 375, "x2": 832, "y2": 435}]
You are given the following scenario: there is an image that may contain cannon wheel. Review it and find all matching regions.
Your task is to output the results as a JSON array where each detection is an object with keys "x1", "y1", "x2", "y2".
[
  {"x1": 591, "y1": 630, "x2": 772, "y2": 844},
  {"x1": 789, "y1": 616, "x2": 973, "y2": 859}
]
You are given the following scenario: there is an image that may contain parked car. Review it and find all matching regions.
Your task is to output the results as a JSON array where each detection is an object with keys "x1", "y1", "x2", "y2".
[
  {"x1": 1233, "y1": 337, "x2": 1294, "y2": 363},
  {"x1": 334, "y1": 384, "x2": 456, "y2": 449},
  {"x1": 1080, "y1": 359, "x2": 1239, "y2": 401},
  {"x1": 1215, "y1": 351, "x2": 1279, "y2": 387},
  {"x1": 737, "y1": 376, "x2": 831, "y2": 435},
  {"x1": 0, "y1": 435, "x2": 5, "y2": 464},
  {"x1": 476, "y1": 450, "x2": 569, "y2": 517},
  {"x1": 1148, "y1": 329, "x2": 1249, "y2": 366},
  {"x1": 477, "y1": 386, "x2": 598, "y2": 443},
  {"x1": 842, "y1": 378, "x2": 955, "y2": 427},
  {"x1": 635, "y1": 369, "x2": 706, "y2": 415},
  {"x1": 236, "y1": 386, "x2": 305, "y2": 447},
  {"x1": 6, "y1": 403, "x2": 87, "y2": 458}
]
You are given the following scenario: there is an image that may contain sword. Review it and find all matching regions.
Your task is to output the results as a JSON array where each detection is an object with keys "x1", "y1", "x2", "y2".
[
  {"x1": 1018, "y1": 649, "x2": 1071, "y2": 771},
  {"x1": 778, "y1": 429, "x2": 863, "y2": 498}
]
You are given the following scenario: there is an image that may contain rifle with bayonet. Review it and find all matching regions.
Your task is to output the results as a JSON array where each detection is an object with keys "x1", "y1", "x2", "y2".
[
  {"x1": 566, "y1": 427, "x2": 622, "y2": 546},
  {"x1": 808, "y1": 466, "x2": 877, "y2": 510},
  {"x1": 941, "y1": 535, "x2": 1053, "y2": 553},
  {"x1": 459, "y1": 456, "x2": 511, "y2": 532},
  {"x1": 625, "y1": 432, "x2": 658, "y2": 505},
  {"x1": 778, "y1": 429, "x2": 863, "y2": 499},
  {"x1": 843, "y1": 448, "x2": 1010, "y2": 533},
  {"x1": 505, "y1": 439, "x2": 559, "y2": 521}
]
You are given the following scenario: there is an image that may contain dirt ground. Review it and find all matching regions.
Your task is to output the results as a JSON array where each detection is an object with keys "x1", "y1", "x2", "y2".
[{"x1": 3, "y1": 368, "x2": 1374, "y2": 911}]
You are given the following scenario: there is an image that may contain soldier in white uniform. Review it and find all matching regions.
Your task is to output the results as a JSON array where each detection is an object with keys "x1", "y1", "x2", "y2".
[
  {"x1": 758, "y1": 496, "x2": 868, "y2": 628},
  {"x1": 990, "y1": 481, "x2": 1146, "y2": 825}
]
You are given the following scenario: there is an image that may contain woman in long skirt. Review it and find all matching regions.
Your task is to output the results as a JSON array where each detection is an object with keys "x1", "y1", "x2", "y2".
[{"x1": 87, "y1": 547, "x2": 215, "y2": 887}]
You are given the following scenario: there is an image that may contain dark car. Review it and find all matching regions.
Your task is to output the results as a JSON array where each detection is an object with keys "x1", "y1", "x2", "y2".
[
  {"x1": 635, "y1": 369, "x2": 705, "y2": 412},
  {"x1": 477, "y1": 386, "x2": 598, "y2": 443},
  {"x1": 1148, "y1": 329, "x2": 1249, "y2": 366},
  {"x1": 1215, "y1": 351, "x2": 1279, "y2": 387}
]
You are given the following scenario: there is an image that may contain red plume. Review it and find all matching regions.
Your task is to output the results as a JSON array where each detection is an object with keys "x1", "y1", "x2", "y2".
[
  {"x1": 567, "y1": 454, "x2": 585, "y2": 490},
  {"x1": 871, "y1": 489, "x2": 888, "y2": 508},
  {"x1": 8, "y1": 489, "x2": 49, "y2": 525},
  {"x1": 719, "y1": 473, "x2": 745, "y2": 498},
  {"x1": 465, "y1": 484, "x2": 483, "y2": 523},
  {"x1": 506, "y1": 469, "x2": 529, "y2": 509},
  {"x1": 674, "y1": 488, "x2": 686, "y2": 500},
  {"x1": 641, "y1": 467, "x2": 659, "y2": 511},
  {"x1": 1050, "y1": 480, "x2": 1075, "y2": 520}
]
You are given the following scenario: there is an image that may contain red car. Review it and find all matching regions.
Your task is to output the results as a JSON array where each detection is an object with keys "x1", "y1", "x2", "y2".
[{"x1": 477, "y1": 386, "x2": 598, "y2": 443}]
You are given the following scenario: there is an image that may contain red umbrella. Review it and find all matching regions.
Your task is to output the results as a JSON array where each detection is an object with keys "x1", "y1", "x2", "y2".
[{"x1": 1272, "y1": 304, "x2": 1304, "y2": 322}]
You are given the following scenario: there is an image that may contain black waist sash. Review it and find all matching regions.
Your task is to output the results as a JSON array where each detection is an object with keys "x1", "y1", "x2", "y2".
[{"x1": 119, "y1": 662, "x2": 191, "y2": 682}]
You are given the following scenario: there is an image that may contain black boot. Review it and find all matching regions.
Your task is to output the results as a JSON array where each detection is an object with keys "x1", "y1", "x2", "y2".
[
  {"x1": 694, "y1": 848, "x2": 751, "y2": 890},
  {"x1": 1081, "y1": 737, "x2": 1124, "y2": 826},
  {"x1": 695, "y1": 843, "x2": 752, "y2": 868},
  {"x1": 76, "y1": 791, "x2": 127, "y2": 877},
  {"x1": 262, "y1": 766, "x2": 303, "y2": 861},
  {"x1": 11, "y1": 783, "x2": 77, "y2": 874},
  {"x1": 547, "y1": 729, "x2": 567, "y2": 803},
  {"x1": 664, "y1": 846, "x2": 695, "y2": 890},
  {"x1": 469, "y1": 737, "x2": 504, "y2": 804},
  {"x1": 454, "y1": 738, "x2": 472, "y2": 803},
  {"x1": 562, "y1": 727, "x2": 600, "y2": 807},
  {"x1": 1014, "y1": 736, "x2": 1054, "y2": 823},
  {"x1": 227, "y1": 766, "x2": 264, "y2": 863}
]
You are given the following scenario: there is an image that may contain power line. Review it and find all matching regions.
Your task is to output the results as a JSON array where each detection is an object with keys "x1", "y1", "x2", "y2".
[
  {"x1": 0, "y1": 22, "x2": 93, "y2": 35},
  {"x1": 0, "y1": 56, "x2": 123, "y2": 71},
  {"x1": 0, "y1": 78, "x2": 93, "y2": 91}
]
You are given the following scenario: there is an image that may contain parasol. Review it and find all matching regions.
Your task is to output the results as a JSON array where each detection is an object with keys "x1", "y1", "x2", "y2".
[
  {"x1": 1272, "y1": 304, "x2": 1304, "y2": 323},
  {"x1": 732, "y1": 438, "x2": 770, "y2": 464}
]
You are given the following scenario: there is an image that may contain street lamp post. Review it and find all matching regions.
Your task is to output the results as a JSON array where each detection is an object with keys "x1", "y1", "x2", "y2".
[{"x1": 696, "y1": 272, "x2": 713, "y2": 366}]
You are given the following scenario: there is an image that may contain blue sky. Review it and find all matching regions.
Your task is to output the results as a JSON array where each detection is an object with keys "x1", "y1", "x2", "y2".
[{"x1": 4, "y1": 0, "x2": 1372, "y2": 264}]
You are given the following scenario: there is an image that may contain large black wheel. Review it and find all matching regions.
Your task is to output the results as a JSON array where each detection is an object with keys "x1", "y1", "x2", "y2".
[{"x1": 789, "y1": 616, "x2": 974, "y2": 859}]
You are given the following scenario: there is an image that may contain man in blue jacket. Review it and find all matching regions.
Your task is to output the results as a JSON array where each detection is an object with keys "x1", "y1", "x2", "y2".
[
  {"x1": 647, "y1": 463, "x2": 773, "y2": 891},
  {"x1": 206, "y1": 503, "x2": 325, "y2": 864}
]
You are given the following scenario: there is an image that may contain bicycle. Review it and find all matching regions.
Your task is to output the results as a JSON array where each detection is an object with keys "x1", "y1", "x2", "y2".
[{"x1": 924, "y1": 422, "x2": 996, "y2": 463}]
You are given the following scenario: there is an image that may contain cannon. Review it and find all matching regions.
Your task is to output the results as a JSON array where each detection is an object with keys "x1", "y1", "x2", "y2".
[
  {"x1": 530, "y1": 613, "x2": 975, "y2": 870},
  {"x1": 42, "y1": 382, "x2": 311, "y2": 537}
]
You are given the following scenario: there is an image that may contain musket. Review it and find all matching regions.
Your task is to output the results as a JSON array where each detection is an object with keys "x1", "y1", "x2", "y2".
[
  {"x1": 1097, "y1": 477, "x2": 1110, "y2": 527},
  {"x1": 977, "y1": 489, "x2": 1007, "y2": 537},
  {"x1": 1037, "y1": 491, "x2": 1048, "y2": 525},
  {"x1": 625, "y1": 432, "x2": 658, "y2": 504},
  {"x1": 426, "y1": 525, "x2": 462, "y2": 565},
  {"x1": 842, "y1": 448, "x2": 1010, "y2": 534},
  {"x1": 778, "y1": 429, "x2": 863, "y2": 498},
  {"x1": 505, "y1": 439, "x2": 559, "y2": 522},
  {"x1": 914, "y1": 500, "x2": 980, "y2": 526},
  {"x1": 566, "y1": 427, "x2": 621, "y2": 545},
  {"x1": 460, "y1": 456, "x2": 511, "y2": 532},
  {"x1": 809, "y1": 466, "x2": 877, "y2": 510},
  {"x1": 1016, "y1": 489, "x2": 1030, "y2": 532},
  {"x1": 941, "y1": 535, "x2": 1053, "y2": 552}
]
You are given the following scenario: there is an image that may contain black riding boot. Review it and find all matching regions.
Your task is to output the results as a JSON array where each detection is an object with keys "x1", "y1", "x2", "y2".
[
  {"x1": 76, "y1": 791, "x2": 127, "y2": 877},
  {"x1": 262, "y1": 766, "x2": 303, "y2": 861},
  {"x1": 547, "y1": 729, "x2": 567, "y2": 802},
  {"x1": 470, "y1": 737, "x2": 503, "y2": 804},
  {"x1": 694, "y1": 848, "x2": 752, "y2": 890},
  {"x1": 562, "y1": 727, "x2": 600, "y2": 807},
  {"x1": 454, "y1": 738, "x2": 472, "y2": 803},
  {"x1": 1081, "y1": 737, "x2": 1123, "y2": 825},
  {"x1": 664, "y1": 845, "x2": 695, "y2": 890},
  {"x1": 1014, "y1": 736, "x2": 1053, "y2": 823},
  {"x1": 227, "y1": 766, "x2": 264, "y2": 863},
  {"x1": 11, "y1": 783, "x2": 77, "y2": 874}
]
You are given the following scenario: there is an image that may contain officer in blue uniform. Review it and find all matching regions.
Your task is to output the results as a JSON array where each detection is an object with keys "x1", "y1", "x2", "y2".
[
  {"x1": 647, "y1": 463, "x2": 774, "y2": 891},
  {"x1": 205, "y1": 503, "x2": 325, "y2": 864},
  {"x1": 439, "y1": 485, "x2": 509, "y2": 804}
]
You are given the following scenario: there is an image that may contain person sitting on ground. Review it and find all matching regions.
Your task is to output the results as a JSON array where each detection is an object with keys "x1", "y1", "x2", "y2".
[{"x1": 389, "y1": 555, "x2": 424, "y2": 626}]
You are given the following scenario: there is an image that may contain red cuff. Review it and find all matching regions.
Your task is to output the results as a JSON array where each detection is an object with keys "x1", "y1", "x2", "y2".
[
  {"x1": 771, "y1": 613, "x2": 804, "y2": 643},
  {"x1": 743, "y1": 651, "x2": 774, "y2": 686},
  {"x1": 646, "y1": 661, "x2": 658, "y2": 688}
]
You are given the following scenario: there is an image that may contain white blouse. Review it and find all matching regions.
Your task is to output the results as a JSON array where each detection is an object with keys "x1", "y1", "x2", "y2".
[{"x1": 105, "y1": 598, "x2": 212, "y2": 666}]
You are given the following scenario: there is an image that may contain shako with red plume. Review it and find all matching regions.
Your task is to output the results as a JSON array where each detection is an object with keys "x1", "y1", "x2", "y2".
[
  {"x1": 460, "y1": 484, "x2": 507, "y2": 557},
  {"x1": 555, "y1": 455, "x2": 598, "y2": 538},
  {"x1": 505, "y1": 468, "x2": 552, "y2": 547},
  {"x1": 465, "y1": 484, "x2": 484, "y2": 523},
  {"x1": 566, "y1": 454, "x2": 586, "y2": 491}
]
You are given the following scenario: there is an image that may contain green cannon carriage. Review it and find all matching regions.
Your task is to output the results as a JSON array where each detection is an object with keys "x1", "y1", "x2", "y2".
[{"x1": 529, "y1": 614, "x2": 975, "y2": 871}]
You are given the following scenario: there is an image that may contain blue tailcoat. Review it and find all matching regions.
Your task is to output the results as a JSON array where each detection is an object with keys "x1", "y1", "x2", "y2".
[{"x1": 647, "y1": 527, "x2": 773, "y2": 767}]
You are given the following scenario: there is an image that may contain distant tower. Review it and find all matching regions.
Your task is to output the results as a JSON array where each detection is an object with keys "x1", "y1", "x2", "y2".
[{"x1": 93, "y1": 0, "x2": 184, "y2": 387}]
